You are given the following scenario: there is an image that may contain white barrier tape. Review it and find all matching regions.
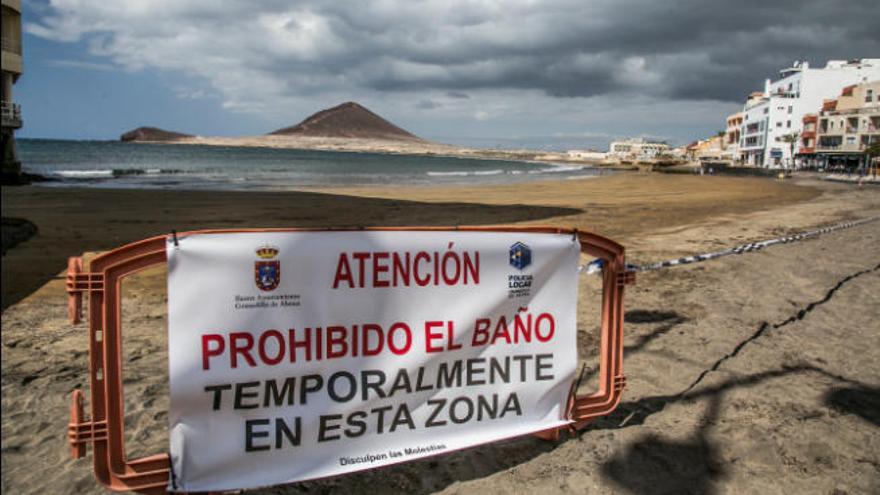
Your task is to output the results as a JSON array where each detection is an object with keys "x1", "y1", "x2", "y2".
[{"x1": 579, "y1": 216, "x2": 879, "y2": 275}]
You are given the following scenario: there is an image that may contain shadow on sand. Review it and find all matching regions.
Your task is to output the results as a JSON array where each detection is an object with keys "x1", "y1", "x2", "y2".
[
  {"x1": 593, "y1": 363, "x2": 872, "y2": 495},
  {"x1": 624, "y1": 309, "x2": 688, "y2": 354},
  {"x1": 601, "y1": 395, "x2": 727, "y2": 495},
  {"x1": 824, "y1": 386, "x2": 880, "y2": 427},
  {"x1": 1, "y1": 187, "x2": 580, "y2": 309}
]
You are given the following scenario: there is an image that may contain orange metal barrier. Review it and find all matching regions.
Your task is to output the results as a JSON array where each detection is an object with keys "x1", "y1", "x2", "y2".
[{"x1": 65, "y1": 226, "x2": 633, "y2": 493}]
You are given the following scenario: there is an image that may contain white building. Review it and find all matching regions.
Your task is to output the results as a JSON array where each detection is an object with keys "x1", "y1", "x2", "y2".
[
  {"x1": 738, "y1": 59, "x2": 880, "y2": 168},
  {"x1": 740, "y1": 92, "x2": 770, "y2": 166},
  {"x1": 608, "y1": 138, "x2": 669, "y2": 159}
]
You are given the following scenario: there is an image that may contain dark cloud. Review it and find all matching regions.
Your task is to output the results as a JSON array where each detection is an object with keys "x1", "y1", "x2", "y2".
[
  {"x1": 297, "y1": 0, "x2": 879, "y2": 101},
  {"x1": 415, "y1": 99, "x2": 441, "y2": 109},
  {"x1": 28, "y1": 0, "x2": 880, "y2": 108}
]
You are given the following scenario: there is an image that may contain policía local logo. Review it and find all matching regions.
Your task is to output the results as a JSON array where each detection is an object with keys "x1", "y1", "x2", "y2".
[
  {"x1": 509, "y1": 242, "x2": 531, "y2": 270},
  {"x1": 254, "y1": 245, "x2": 281, "y2": 291}
]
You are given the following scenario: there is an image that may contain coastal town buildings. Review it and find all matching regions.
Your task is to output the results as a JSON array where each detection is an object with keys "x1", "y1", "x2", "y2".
[
  {"x1": 687, "y1": 135, "x2": 726, "y2": 162},
  {"x1": 736, "y1": 59, "x2": 880, "y2": 168},
  {"x1": 1, "y1": 0, "x2": 23, "y2": 181},
  {"x1": 800, "y1": 81, "x2": 880, "y2": 171},
  {"x1": 608, "y1": 138, "x2": 669, "y2": 160}
]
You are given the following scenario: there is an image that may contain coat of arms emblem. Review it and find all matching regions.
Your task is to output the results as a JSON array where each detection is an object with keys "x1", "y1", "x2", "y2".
[{"x1": 254, "y1": 245, "x2": 280, "y2": 291}]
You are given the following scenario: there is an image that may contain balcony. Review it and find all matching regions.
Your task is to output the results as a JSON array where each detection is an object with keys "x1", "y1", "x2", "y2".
[
  {"x1": 1, "y1": 100, "x2": 22, "y2": 128},
  {"x1": 816, "y1": 142, "x2": 871, "y2": 153},
  {"x1": 827, "y1": 107, "x2": 880, "y2": 116},
  {"x1": 1, "y1": 36, "x2": 21, "y2": 55}
]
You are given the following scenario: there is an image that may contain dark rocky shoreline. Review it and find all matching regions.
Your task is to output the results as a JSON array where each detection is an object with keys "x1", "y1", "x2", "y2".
[
  {"x1": 1, "y1": 217, "x2": 37, "y2": 256},
  {"x1": 0, "y1": 172, "x2": 52, "y2": 186}
]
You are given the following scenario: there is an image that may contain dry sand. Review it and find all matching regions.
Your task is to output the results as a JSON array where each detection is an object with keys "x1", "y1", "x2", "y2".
[
  {"x1": 169, "y1": 134, "x2": 579, "y2": 163},
  {"x1": 1, "y1": 173, "x2": 879, "y2": 494}
]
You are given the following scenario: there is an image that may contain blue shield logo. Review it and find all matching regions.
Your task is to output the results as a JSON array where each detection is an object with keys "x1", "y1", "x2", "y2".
[{"x1": 509, "y1": 242, "x2": 531, "y2": 270}]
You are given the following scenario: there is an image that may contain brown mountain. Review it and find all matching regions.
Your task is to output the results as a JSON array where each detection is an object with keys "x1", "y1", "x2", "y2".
[
  {"x1": 120, "y1": 127, "x2": 193, "y2": 142},
  {"x1": 269, "y1": 102, "x2": 422, "y2": 141}
]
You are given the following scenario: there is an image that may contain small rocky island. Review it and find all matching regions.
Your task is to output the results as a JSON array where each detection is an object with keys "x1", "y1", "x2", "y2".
[{"x1": 120, "y1": 127, "x2": 193, "y2": 142}]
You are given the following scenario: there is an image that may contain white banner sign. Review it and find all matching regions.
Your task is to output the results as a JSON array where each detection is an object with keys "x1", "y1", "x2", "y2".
[{"x1": 167, "y1": 231, "x2": 579, "y2": 492}]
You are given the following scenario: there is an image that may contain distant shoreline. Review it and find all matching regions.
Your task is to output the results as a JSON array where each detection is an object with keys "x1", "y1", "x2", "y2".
[
  {"x1": 20, "y1": 135, "x2": 610, "y2": 168},
  {"x1": 163, "y1": 134, "x2": 613, "y2": 167},
  {"x1": 17, "y1": 138, "x2": 616, "y2": 190}
]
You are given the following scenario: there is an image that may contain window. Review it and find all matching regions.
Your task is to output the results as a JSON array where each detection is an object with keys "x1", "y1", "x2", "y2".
[
  {"x1": 867, "y1": 89, "x2": 874, "y2": 103},
  {"x1": 763, "y1": 108, "x2": 769, "y2": 114},
  {"x1": 777, "y1": 122, "x2": 782, "y2": 128},
  {"x1": 819, "y1": 136, "x2": 842, "y2": 147},
  {"x1": 787, "y1": 120, "x2": 791, "y2": 128},
  {"x1": 846, "y1": 136, "x2": 855, "y2": 145},
  {"x1": 788, "y1": 106, "x2": 793, "y2": 114}
]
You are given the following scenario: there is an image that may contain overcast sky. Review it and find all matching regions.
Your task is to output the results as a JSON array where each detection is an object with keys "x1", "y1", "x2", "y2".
[{"x1": 16, "y1": 0, "x2": 880, "y2": 149}]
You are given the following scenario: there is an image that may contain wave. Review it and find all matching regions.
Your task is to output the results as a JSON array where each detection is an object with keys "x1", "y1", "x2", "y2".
[
  {"x1": 52, "y1": 169, "x2": 114, "y2": 178},
  {"x1": 51, "y1": 168, "x2": 183, "y2": 179},
  {"x1": 426, "y1": 164, "x2": 586, "y2": 178},
  {"x1": 426, "y1": 169, "x2": 505, "y2": 177},
  {"x1": 528, "y1": 165, "x2": 584, "y2": 174}
]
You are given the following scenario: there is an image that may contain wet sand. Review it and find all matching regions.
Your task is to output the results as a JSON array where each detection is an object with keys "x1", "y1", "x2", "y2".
[{"x1": 2, "y1": 173, "x2": 879, "y2": 494}]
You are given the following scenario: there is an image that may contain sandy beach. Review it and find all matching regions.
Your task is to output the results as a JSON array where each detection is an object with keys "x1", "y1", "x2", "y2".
[{"x1": 2, "y1": 173, "x2": 879, "y2": 494}]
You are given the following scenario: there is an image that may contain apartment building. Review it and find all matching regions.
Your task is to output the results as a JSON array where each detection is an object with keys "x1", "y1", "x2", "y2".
[
  {"x1": 800, "y1": 113, "x2": 818, "y2": 157},
  {"x1": 807, "y1": 81, "x2": 880, "y2": 171},
  {"x1": 725, "y1": 112, "x2": 743, "y2": 162},
  {"x1": 1, "y1": 0, "x2": 23, "y2": 180},
  {"x1": 739, "y1": 93, "x2": 769, "y2": 166},
  {"x1": 738, "y1": 59, "x2": 880, "y2": 168}
]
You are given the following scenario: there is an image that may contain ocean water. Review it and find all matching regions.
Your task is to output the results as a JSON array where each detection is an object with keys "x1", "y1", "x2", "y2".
[{"x1": 18, "y1": 139, "x2": 604, "y2": 190}]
